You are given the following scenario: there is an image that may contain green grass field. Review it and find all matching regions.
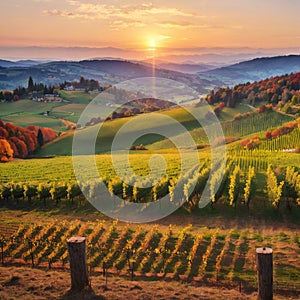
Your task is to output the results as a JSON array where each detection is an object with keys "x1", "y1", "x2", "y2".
[
  {"x1": 3, "y1": 114, "x2": 65, "y2": 130},
  {"x1": 51, "y1": 102, "x2": 117, "y2": 123},
  {"x1": 50, "y1": 103, "x2": 87, "y2": 123},
  {"x1": 35, "y1": 105, "x2": 207, "y2": 155},
  {"x1": 0, "y1": 100, "x2": 66, "y2": 130},
  {"x1": 58, "y1": 90, "x2": 95, "y2": 104},
  {"x1": 0, "y1": 100, "x2": 63, "y2": 116}
]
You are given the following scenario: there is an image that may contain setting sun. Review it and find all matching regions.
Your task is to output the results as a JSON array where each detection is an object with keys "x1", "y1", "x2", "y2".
[{"x1": 148, "y1": 39, "x2": 157, "y2": 50}]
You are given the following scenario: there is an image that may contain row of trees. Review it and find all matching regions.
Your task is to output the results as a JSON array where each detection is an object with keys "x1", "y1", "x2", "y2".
[
  {"x1": 85, "y1": 98, "x2": 176, "y2": 126},
  {"x1": 59, "y1": 76, "x2": 101, "y2": 91},
  {"x1": 239, "y1": 117, "x2": 300, "y2": 150},
  {"x1": 1, "y1": 76, "x2": 103, "y2": 103},
  {"x1": 0, "y1": 121, "x2": 56, "y2": 161},
  {"x1": 1, "y1": 77, "x2": 58, "y2": 102},
  {"x1": 27, "y1": 76, "x2": 57, "y2": 95},
  {"x1": 0, "y1": 90, "x2": 20, "y2": 102},
  {"x1": 206, "y1": 72, "x2": 300, "y2": 108},
  {"x1": 265, "y1": 118, "x2": 300, "y2": 140},
  {"x1": 234, "y1": 103, "x2": 273, "y2": 121}
]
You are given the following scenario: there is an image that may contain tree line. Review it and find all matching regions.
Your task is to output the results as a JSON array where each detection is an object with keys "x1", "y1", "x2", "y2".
[
  {"x1": 239, "y1": 116, "x2": 300, "y2": 150},
  {"x1": 1, "y1": 76, "x2": 58, "y2": 102},
  {"x1": 0, "y1": 120, "x2": 56, "y2": 162},
  {"x1": 84, "y1": 98, "x2": 176, "y2": 127},
  {"x1": 206, "y1": 72, "x2": 300, "y2": 111},
  {"x1": 59, "y1": 76, "x2": 101, "y2": 91},
  {"x1": 1, "y1": 76, "x2": 102, "y2": 102}
]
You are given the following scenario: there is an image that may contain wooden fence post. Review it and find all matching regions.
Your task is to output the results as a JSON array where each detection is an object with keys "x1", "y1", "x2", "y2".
[
  {"x1": 67, "y1": 236, "x2": 89, "y2": 291},
  {"x1": 256, "y1": 247, "x2": 273, "y2": 300}
]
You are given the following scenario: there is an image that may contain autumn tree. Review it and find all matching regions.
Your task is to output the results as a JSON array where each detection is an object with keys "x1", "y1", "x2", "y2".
[
  {"x1": 0, "y1": 128, "x2": 8, "y2": 139},
  {"x1": 9, "y1": 137, "x2": 28, "y2": 158},
  {"x1": 0, "y1": 139, "x2": 13, "y2": 162},
  {"x1": 265, "y1": 131, "x2": 272, "y2": 140},
  {"x1": 3, "y1": 91, "x2": 13, "y2": 102}
]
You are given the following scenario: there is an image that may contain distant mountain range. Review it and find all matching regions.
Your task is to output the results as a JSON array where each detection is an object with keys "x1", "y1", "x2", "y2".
[
  {"x1": 0, "y1": 59, "x2": 216, "y2": 93},
  {"x1": 0, "y1": 59, "x2": 49, "y2": 68},
  {"x1": 155, "y1": 52, "x2": 271, "y2": 66},
  {"x1": 156, "y1": 62, "x2": 216, "y2": 74},
  {"x1": 200, "y1": 55, "x2": 300, "y2": 85},
  {"x1": 1, "y1": 45, "x2": 299, "y2": 62},
  {"x1": 0, "y1": 46, "x2": 138, "y2": 61},
  {"x1": 0, "y1": 55, "x2": 300, "y2": 92}
]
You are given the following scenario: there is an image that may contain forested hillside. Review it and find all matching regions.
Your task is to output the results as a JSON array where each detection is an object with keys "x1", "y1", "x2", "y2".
[{"x1": 206, "y1": 72, "x2": 300, "y2": 114}]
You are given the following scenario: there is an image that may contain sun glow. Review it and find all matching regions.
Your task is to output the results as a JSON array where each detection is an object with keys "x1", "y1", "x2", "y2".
[{"x1": 148, "y1": 39, "x2": 157, "y2": 50}]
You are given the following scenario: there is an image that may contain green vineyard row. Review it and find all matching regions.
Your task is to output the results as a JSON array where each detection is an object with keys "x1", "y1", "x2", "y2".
[{"x1": 1, "y1": 157, "x2": 299, "y2": 209}]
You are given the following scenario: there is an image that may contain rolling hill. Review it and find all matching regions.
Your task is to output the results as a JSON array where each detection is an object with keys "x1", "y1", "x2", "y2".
[
  {"x1": 0, "y1": 59, "x2": 47, "y2": 68},
  {"x1": 200, "y1": 55, "x2": 300, "y2": 85},
  {"x1": 0, "y1": 59, "x2": 215, "y2": 93},
  {"x1": 2, "y1": 55, "x2": 300, "y2": 92},
  {"x1": 35, "y1": 103, "x2": 296, "y2": 156},
  {"x1": 0, "y1": 59, "x2": 19, "y2": 68},
  {"x1": 157, "y1": 62, "x2": 216, "y2": 74}
]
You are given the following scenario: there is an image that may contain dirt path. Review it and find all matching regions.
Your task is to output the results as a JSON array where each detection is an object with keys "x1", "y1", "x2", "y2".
[{"x1": 60, "y1": 118, "x2": 76, "y2": 129}]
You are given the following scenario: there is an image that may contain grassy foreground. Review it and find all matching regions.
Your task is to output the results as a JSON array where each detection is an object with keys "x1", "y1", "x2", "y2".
[{"x1": 0, "y1": 266, "x2": 271, "y2": 300}]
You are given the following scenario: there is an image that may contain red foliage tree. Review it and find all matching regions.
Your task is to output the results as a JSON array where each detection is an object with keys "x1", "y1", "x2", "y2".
[
  {"x1": 265, "y1": 131, "x2": 272, "y2": 140},
  {"x1": 0, "y1": 127, "x2": 9, "y2": 139},
  {"x1": 7, "y1": 138, "x2": 19, "y2": 157},
  {"x1": 40, "y1": 128, "x2": 56, "y2": 143},
  {"x1": 0, "y1": 121, "x2": 57, "y2": 161},
  {"x1": 214, "y1": 102, "x2": 225, "y2": 116},
  {"x1": 9, "y1": 137, "x2": 28, "y2": 158},
  {"x1": 240, "y1": 139, "x2": 250, "y2": 147},
  {"x1": 5, "y1": 122, "x2": 16, "y2": 137},
  {"x1": 0, "y1": 139, "x2": 13, "y2": 162},
  {"x1": 27, "y1": 125, "x2": 38, "y2": 133}
]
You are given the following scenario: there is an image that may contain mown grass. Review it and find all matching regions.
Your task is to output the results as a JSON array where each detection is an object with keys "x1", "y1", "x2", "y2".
[
  {"x1": 0, "y1": 100, "x2": 63, "y2": 116},
  {"x1": 58, "y1": 90, "x2": 95, "y2": 104},
  {"x1": 0, "y1": 100, "x2": 66, "y2": 130}
]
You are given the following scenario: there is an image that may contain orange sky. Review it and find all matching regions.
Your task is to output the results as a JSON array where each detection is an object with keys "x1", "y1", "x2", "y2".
[{"x1": 1, "y1": 0, "x2": 300, "y2": 50}]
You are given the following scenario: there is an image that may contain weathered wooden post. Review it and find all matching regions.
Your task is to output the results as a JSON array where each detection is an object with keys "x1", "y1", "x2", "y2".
[
  {"x1": 256, "y1": 247, "x2": 273, "y2": 300},
  {"x1": 67, "y1": 236, "x2": 89, "y2": 291}
]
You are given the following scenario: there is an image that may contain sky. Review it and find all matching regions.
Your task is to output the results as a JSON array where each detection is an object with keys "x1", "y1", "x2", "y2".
[{"x1": 1, "y1": 0, "x2": 300, "y2": 56}]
